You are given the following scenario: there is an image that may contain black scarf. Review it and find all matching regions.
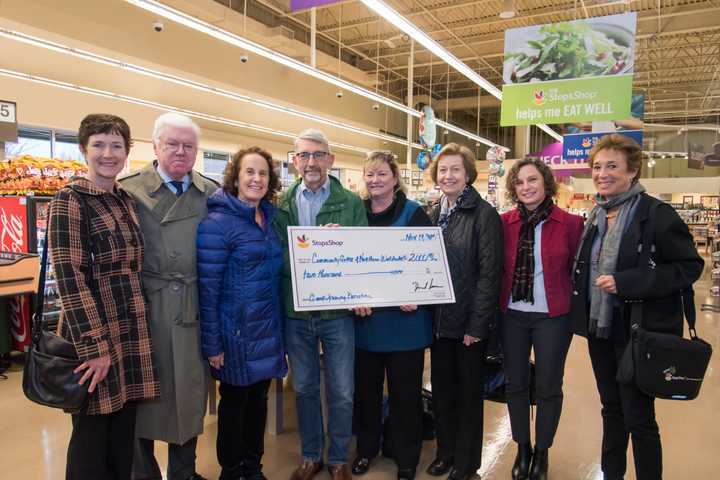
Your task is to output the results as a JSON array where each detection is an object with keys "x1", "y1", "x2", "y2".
[{"x1": 511, "y1": 196, "x2": 555, "y2": 304}]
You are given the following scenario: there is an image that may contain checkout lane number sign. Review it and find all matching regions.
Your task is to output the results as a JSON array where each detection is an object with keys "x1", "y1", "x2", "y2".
[{"x1": 0, "y1": 101, "x2": 16, "y2": 123}]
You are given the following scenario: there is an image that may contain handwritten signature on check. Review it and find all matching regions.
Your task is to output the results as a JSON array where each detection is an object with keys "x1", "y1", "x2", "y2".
[{"x1": 412, "y1": 278, "x2": 444, "y2": 292}]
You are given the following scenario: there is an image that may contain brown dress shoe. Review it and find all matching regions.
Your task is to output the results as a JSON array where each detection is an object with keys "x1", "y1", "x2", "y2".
[
  {"x1": 289, "y1": 460, "x2": 324, "y2": 480},
  {"x1": 328, "y1": 464, "x2": 352, "y2": 480}
]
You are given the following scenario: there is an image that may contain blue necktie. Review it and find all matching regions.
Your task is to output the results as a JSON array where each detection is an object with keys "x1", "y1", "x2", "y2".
[{"x1": 170, "y1": 181, "x2": 184, "y2": 197}]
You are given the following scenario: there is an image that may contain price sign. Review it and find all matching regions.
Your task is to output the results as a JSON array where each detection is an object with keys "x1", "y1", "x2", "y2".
[{"x1": 0, "y1": 100, "x2": 18, "y2": 142}]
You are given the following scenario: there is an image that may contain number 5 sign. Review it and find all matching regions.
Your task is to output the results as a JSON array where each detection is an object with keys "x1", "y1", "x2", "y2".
[{"x1": 0, "y1": 100, "x2": 18, "y2": 142}]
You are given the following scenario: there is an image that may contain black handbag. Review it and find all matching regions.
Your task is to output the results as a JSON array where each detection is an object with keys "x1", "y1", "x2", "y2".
[
  {"x1": 616, "y1": 202, "x2": 712, "y2": 400},
  {"x1": 624, "y1": 292, "x2": 712, "y2": 401},
  {"x1": 22, "y1": 193, "x2": 91, "y2": 412}
]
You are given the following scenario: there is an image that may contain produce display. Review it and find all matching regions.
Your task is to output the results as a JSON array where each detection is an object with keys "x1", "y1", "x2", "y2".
[{"x1": 0, "y1": 155, "x2": 87, "y2": 195}]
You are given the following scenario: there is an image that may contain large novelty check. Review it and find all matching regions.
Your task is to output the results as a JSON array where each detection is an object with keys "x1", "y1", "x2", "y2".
[{"x1": 288, "y1": 226, "x2": 455, "y2": 311}]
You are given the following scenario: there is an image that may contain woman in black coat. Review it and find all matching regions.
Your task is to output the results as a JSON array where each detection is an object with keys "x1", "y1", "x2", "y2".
[
  {"x1": 426, "y1": 143, "x2": 503, "y2": 480},
  {"x1": 570, "y1": 134, "x2": 703, "y2": 480}
]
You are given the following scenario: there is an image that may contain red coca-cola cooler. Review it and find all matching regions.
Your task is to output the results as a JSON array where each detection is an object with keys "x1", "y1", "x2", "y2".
[{"x1": 0, "y1": 195, "x2": 59, "y2": 352}]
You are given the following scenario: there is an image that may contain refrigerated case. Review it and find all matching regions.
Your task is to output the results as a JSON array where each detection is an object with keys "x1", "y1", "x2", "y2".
[{"x1": 0, "y1": 195, "x2": 59, "y2": 351}]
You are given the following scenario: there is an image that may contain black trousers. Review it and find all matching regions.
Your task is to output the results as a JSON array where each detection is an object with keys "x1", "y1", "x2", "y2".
[
  {"x1": 430, "y1": 338, "x2": 487, "y2": 475},
  {"x1": 588, "y1": 336, "x2": 662, "y2": 480},
  {"x1": 501, "y1": 310, "x2": 572, "y2": 450},
  {"x1": 353, "y1": 348, "x2": 425, "y2": 470},
  {"x1": 66, "y1": 402, "x2": 138, "y2": 480},
  {"x1": 132, "y1": 436, "x2": 198, "y2": 480},
  {"x1": 217, "y1": 379, "x2": 272, "y2": 480}
]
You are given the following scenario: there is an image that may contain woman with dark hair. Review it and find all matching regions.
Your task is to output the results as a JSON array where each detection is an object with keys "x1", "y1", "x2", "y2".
[
  {"x1": 425, "y1": 143, "x2": 503, "y2": 480},
  {"x1": 500, "y1": 158, "x2": 583, "y2": 480},
  {"x1": 197, "y1": 146, "x2": 287, "y2": 480},
  {"x1": 49, "y1": 113, "x2": 159, "y2": 479},
  {"x1": 570, "y1": 134, "x2": 703, "y2": 480},
  {"x1": 351, "y1": 151, "x2": 433, "y2": 480}
]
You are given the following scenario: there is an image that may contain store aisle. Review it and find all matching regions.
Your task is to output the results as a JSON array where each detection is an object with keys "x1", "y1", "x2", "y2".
[{"x1": 1, "y1": 258, "x2": 718, "y2": 480}]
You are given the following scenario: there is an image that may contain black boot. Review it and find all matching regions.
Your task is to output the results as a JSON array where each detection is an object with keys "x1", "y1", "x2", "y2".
[
  {"x1": 511, "y1": 443, "x2": 532, "y2": 480},
  {"x1": 528, "y1": 447, "x2": 548, "y2": 480}
]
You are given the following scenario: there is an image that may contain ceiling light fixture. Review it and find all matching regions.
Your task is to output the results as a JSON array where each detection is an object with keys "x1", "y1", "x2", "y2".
[
  {"x1": 499, "y1": 0, "x2": 516, "y2": 19},
  {"x1": 122, "y1": 0, "x2": 506, "y2": 150},
  {"x1": 0, "y1": 67, "x2": 369, "y2": 154},
  {"x1": 0, "y1": 27, "x2": 422, "y2": 149},
  {"x1": 359, "y1": 0, "x2": 562, "y2": 142}
]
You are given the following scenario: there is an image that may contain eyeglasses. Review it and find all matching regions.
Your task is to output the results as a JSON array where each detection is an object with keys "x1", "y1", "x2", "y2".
[
  {"x1": 296, "y1": 151, "x2": 329, "y2": 161},
  {"x1": 162, "y1": 140, "x2": 197, "y2": 152}
]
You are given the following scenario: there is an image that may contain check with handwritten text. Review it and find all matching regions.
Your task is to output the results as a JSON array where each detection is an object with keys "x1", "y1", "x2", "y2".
[{"x1": 288, "y1": 226, "x2": 456, "y2": 311}]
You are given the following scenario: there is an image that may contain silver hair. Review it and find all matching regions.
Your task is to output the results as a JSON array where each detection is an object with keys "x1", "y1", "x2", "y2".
[
  {"x1": 152, "y1": 112, "x2": 201, "y2": 144},
  {"x1": 294, "y1": 128, "x2": 331, "y2": 153}
]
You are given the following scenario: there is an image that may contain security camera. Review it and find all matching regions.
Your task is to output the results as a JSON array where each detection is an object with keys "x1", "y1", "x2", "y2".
[
  {"x1": 152, "y1": 21, "x2": 164, "y2": 32},
  {"x1": 372, "y1": 103, "x2": 380, "y2": 111},
  {"x1": 336, "y1": 91, "x2": 343, "y2": 98},
  {"x1": 240, "y1": 54, "x2": 249, "y2": 63}
]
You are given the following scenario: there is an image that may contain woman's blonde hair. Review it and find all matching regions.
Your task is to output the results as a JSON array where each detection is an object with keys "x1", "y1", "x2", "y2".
[{"x1": 359, "y1": 150, "x2": 407, "y2": 199}]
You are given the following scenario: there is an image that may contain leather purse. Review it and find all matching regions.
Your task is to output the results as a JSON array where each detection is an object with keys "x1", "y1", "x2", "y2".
[
  {"x1": 616, "y1": 202, "x2": 713, "y2": 400},
  {"x1": 22, "y1": 193, "x2": 91, "y2": 412}
]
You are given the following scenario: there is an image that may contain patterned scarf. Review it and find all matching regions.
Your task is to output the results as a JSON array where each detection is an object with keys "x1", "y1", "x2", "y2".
[
  {"x1": 511, "y1": 196, "x2": 554, "y2": 303},
  {"x1": 438, "y1": 185, "x2": 471, "y2": 232},
  {"x1": 572, "y1": 182, "x2": 645, "y2": 338}
]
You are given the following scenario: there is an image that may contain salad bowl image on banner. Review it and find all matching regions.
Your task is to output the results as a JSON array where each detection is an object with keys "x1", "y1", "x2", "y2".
[{"x1": 500, "y1": 12, "x2": 637, "y2": 127}]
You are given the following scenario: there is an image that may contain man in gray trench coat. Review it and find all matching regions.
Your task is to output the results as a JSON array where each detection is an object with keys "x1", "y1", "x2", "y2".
[{"x1": 120, "y1": 112, "x2": 218, "y2": 480}]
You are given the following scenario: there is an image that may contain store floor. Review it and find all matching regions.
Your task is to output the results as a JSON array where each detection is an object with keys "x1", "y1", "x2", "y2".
[{"x1": 1, "y1": 257, "x2": 718, "y2": 480}]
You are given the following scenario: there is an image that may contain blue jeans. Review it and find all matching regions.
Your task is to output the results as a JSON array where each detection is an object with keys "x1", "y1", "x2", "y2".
[{"x1": 285, "y1": 316, "x2": 355, "y2": 465}]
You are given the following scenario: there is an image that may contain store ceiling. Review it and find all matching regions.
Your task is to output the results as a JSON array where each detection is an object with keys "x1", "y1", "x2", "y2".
[
  {"x1": 1, "y1": 0, "x2": 717, "y2": 160},
  {"x1": 221, "y1": 0, "x2": 720, "y2": 128}
]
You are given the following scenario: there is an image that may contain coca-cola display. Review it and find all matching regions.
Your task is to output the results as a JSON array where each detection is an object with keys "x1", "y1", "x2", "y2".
[{"x1": 0, "y1": 195, "x2": 59, "y2": 352}]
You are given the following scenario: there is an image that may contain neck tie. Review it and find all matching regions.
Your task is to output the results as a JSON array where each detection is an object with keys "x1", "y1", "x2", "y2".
[{"x1": 170, "y1": 181, "x2": 184, "y2": 197}]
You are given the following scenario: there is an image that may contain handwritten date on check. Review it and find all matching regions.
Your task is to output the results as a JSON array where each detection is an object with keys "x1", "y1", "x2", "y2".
[{"x1": 288, "y1": 227, "x2": 456, "y2": 311}]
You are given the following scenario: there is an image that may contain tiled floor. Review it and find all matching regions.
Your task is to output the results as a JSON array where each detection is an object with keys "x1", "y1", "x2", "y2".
[{"x1": 1, "y1": 255, "x2": 718, "y2": 479}]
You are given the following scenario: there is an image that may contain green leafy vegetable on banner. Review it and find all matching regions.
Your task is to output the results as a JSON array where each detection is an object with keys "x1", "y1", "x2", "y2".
[{"x1": 507, "y1": 21, "x2": 630, "y2": 83}]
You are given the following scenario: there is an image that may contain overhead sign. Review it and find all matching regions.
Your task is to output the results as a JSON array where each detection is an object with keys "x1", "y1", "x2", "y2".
[
  {"x1": 500, "y1": 13, "x2": 637, "y2": 126},
  {"x1": 0, "y1": 100, "x2": 18, "y2": 143},
  {"x1": 564, "y1": 130, "x2": 643, "y2": 163},
  {"x1": 530, "y1": 141, "x2": 590, "y2": 176},
  {"x1": 291, "y1": 0, "x2": 341, "y2": 10}
]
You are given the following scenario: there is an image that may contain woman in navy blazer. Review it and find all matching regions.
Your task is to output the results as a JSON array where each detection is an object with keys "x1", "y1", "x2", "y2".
[
  {"x1": 499, "y1": 158, "x2": 583, "y2": 480},
  {"x1": 197, "y1": 146, "x2": 287, "y2": 480}
]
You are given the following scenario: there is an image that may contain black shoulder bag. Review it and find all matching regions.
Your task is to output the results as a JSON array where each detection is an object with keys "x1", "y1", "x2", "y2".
[
  {"x1": 22, "y1": 191, "x2": 93, "y2": 412},
  {"x1": 617, "y1": 202, "x2": 713, "y2": 400}
]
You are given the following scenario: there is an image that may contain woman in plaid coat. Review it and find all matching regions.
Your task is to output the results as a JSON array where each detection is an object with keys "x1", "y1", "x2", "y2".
[{"x1": 49, "y1": 114, "x2": 159, "y2": 480}]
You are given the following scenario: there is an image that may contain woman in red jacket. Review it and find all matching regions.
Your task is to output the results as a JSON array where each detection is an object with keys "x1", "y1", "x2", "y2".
[{"x1": 500, "y1": 158, "x2": 583, "y2": 480}]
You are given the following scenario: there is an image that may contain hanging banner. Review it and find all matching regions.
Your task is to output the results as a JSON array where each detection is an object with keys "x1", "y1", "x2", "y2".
[
  {"x1": 529, "y1": 142, "x2": 590, "y2": 176},
  {"x1": 290, "y1": 0, "x2": 341, "y2": 10},
  {"x1": 501, "y1": 13, "x2": 637, "y2": 126},
  {"x1": 705, "y1": 142, "x2": 720, "y2": 167},
  {"x1": 563, "y1": 130, "x2": 643, "y2": 163},
  {"x1": 562, "y1": 93, "x2": 645, "y2": 162}
]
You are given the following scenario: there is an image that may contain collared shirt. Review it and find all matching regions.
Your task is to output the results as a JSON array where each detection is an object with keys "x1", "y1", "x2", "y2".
[
  {"x1": 509, "y1": 221, "x2": 549, "y2": 313},
  {"x1": 295, "y1": 176, "x2": 331, "y2": 226},
  {"x1": 156, "y1": 164, "x2": 190, "y2": 196}
]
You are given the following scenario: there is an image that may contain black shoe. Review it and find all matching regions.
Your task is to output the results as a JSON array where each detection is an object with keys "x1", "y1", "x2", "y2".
[
  {"x1": 447, "y1": 468, "x2": 474, "y2": 480},
  {"x1": 528, "y1": 448, "x2": 548, "y2": 480},
  {"x1": 351, "y1": 457, "x2": 372, "y2": 475},
  {"x1": 186, "y1": 474, "x2": 209, "y2": 480},
  {"x1": 426, "y1": 458, "x2": 453, "y2": 477},
  {"x1": 397, "y1": 468, "x2": 416, "y2": 479},
  {"x1": 512, "y1": 443, "x2": 533, "y2": 480}
]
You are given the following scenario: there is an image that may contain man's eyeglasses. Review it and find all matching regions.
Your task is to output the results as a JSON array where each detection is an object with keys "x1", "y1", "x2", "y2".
[
  {"x1": 296, "y1": 151, "x2": 329, "y2": 161},
  {"x1": 162, "y1": 140, "x2": 197, "y2": 152}
]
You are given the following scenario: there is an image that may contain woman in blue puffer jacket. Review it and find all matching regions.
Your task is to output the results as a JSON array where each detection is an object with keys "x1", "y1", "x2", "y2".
[{"x1": 197, "y1": 146, "x2": 287, "y2": 480}]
